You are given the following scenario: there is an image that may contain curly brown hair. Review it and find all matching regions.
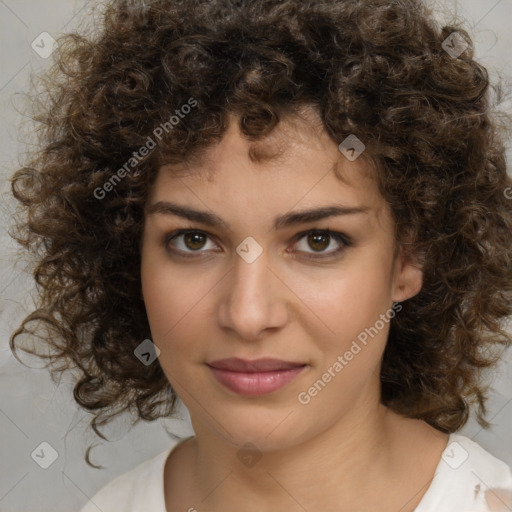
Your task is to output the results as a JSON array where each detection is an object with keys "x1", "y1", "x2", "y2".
[{"x1": 9, "y1": 0, "x2": 512, "y2": 465}]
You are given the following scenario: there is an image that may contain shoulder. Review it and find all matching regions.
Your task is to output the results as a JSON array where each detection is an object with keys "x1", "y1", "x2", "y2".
[
  {"x1": 415, "y1": 434, "x2": 512, "y2": 512},
  {"x1": 78, "y1": 446, "x2": 173, "y2": 512},
  {"x1": 447, "y1": 435, "x2": 512, "y2": 484}
]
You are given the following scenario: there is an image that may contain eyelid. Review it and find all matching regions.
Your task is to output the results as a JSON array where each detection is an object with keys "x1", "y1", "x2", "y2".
[
  {"x1": 289, "y1": 229, "x2": 353, "y2": 260},
  {"x1": 164, "y1": 228, "x2": 353, "y2": 259},
  {"x1": 164, "y1": 229, "x2": 220, "y2": 256}
]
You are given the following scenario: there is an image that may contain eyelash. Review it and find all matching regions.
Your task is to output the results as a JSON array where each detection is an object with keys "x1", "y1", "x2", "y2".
[{"x1": 163, "y1": 228, "x2": 353, "y2": 261}]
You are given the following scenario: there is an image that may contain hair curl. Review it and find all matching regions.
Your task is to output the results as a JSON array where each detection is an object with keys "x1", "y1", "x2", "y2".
[{"x1": 9, "y1": 0, "x2": 512, "y2": 465}]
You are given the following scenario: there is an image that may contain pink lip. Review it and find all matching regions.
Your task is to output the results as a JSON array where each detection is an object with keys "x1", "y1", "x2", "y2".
[{"x1": 207, "y1": 358, "x2": 307, "y2": 396}]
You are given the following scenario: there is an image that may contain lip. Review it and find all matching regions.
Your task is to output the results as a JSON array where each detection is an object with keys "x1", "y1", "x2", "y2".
[
  {"x1": 208, "y1": 357, "x2": 305, "y2": 372},
  {"x1": 207, "y1": 358, "x2": 307, "y2": 396}
]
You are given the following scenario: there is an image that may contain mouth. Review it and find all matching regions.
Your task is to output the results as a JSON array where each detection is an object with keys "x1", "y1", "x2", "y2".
[{"x1": 206, "y1": 357, "x2": 308, "y2": 396}]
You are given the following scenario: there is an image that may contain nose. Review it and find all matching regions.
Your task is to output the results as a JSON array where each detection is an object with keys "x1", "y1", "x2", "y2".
[{"x1": 217, "y1": 248, "x2": 288, "y2": 342}]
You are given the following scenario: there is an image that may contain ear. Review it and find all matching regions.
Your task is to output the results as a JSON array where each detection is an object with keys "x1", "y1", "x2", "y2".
[{"x1": 391, "y1": 245, "x2": 423, "y2": 303}]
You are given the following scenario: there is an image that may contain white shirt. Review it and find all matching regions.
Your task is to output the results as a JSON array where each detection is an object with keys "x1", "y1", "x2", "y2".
[{"x1": 79, "y1": 434, "x2": 512, "y2": 512}]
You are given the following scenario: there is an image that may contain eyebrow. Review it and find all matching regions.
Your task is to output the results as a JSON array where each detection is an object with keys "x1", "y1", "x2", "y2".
[{"x1": 146, "y1": 201, "x2": 370, "y2": 231}]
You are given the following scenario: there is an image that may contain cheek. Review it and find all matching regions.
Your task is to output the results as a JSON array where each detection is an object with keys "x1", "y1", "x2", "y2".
[
  {"x1": 294, "y1": 269, "x2": 392, "y2": 414},
  {"x1": 299, "y1": 261, "x2": 393, "y2": 341},
  {"x1": 293, "y1": 253, "x2": 395, "y2": 390},
  {"x1": 140, "y1": 253, "x2": 215, "y2": 364}
]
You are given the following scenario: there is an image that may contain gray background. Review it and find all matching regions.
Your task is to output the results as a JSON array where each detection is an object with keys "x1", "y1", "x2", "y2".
[{"x1": 1, "y1": 1, "x2": 511, "y2": 511}]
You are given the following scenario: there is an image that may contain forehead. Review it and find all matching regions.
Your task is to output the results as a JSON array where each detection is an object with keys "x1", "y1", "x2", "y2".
[{"x1": 151, "y1": 110, "x2": 380, "y2": 203}]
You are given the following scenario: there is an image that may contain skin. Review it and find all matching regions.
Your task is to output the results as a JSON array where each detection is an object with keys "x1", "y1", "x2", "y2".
[{"x1": 140, "y1": 108, "x2": 449, "y2": 512}]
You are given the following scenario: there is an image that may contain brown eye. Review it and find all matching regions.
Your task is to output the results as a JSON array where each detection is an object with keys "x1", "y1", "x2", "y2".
[
  {"x1": 292, "y1": 229, "x2": 353, "y2": 260},
  {"x1": 164, "y1": 228, "x2": 353, "y2": 261},
  {"x1": 182, "y1": 232, "x2": 207, "y2": 251},
  {"x1": 306, "y1": 232, "x2": 331, "y2": 252},
  {"x1": 165, "y1": 230, "x2": 218, "y2": 257}
]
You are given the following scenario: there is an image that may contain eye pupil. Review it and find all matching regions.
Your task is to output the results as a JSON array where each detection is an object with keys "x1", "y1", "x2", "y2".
[
  {"x1": 185, "y1": 232, "x2": 206, "y2": 250},
  {"x1": 308, "y1": 232, "x2": 330, "y2": 252}
]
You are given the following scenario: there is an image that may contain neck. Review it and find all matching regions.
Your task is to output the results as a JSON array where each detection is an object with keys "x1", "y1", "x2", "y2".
[{"x1": 188, "y1": 393, "x2": 395, "y2": 510}]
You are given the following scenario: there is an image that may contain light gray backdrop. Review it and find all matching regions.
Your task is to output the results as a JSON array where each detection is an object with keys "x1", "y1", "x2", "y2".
[{"x1": 1, "y1": 1, "x2": 511, "y2": 511}]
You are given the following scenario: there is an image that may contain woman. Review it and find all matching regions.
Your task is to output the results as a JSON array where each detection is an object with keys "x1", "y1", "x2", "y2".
[{"x1": 9, "y1": 0, "x2": 512, "y2": 510}]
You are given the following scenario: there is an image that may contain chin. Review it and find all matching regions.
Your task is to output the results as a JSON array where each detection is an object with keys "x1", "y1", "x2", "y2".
[{"x1": 201, "y1": 406, "x2": 311, "y2": 452}]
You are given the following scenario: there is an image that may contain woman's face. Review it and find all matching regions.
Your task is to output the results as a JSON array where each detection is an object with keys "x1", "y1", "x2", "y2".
[{"x1": 141, "y1": 111, "x2": 422, "y2": 451}]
